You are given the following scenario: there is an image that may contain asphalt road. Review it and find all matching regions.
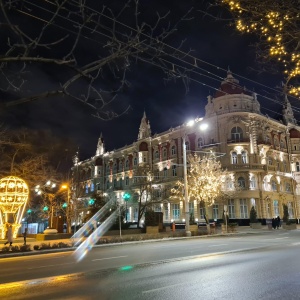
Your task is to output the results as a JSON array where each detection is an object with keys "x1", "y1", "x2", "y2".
[{"x1": 1, "y1": 230, "x2": 300, "y2": 299}]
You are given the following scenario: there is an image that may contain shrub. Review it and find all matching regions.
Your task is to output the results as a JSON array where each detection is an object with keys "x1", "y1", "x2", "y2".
[
  {"x1": 39, "y1": 243, "x2": 51, "y2": 250},
  {"x1": 58, "y1": 242, "x2": 70, "y2": 248},
  {"x1": 33, "y1": 245, "x2": 39, "y2": 250},
  {"x1": 250, "y1": 206, "x2": 258, "y2": 223},
  {"x1": 20, "y1": 245, "x2": 31, "y2": 252},
  {"x1": 51, "y1": 243, "x2": 59, "y2": 249},
  {"x1": 283, "y1": 204, "x2": 289, "y2": 223}
]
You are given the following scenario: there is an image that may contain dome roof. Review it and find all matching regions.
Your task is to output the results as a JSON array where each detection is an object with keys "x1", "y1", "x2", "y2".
[
  {"x1": 289, "y1": 128, "x2": 300, "y2": 138},
  {"x1": 214, "y1": 71, "x2": 251, "y2": 98}
]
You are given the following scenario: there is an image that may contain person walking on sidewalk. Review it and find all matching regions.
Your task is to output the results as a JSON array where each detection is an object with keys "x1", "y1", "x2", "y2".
[
  {"x1": 23, "y1": 228, "x2": 28, "y2": 245},
  {"x1": 4, "y1": 224, "x2": 13, "y2": 247}
]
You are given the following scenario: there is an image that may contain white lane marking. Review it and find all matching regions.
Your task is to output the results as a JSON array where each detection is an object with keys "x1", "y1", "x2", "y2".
[
  {"x1": 143, "y1": 282, "x2": 186, "y2": 294},
  {"x1": 27, "y1": 262, "x2": 74, "y2": 269},
  {"x1": 275, "y1": 237, "x2": 289, "y2": 240},
  {"x1": 92, "y1": 255, "x2": 128, "y2": 261},
  {"x1": 279, "y1": 233, "x2": 289, "y2": 235},
  {"x1": 208, "y1": 244, "x2": 228, "y2": 247},
  {"x1": 291, "y1": 242, "x2": 300, "y2": 246}
]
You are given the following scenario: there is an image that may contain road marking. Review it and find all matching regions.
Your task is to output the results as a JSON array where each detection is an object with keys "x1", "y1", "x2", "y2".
[
  {"x1": 275, "y1": 237, "x2": 289, "y2": 240},
  {"x1": 143, "y1": 282, "x2": 186, "y2": 294},
  {"x1": 208, "y1": 244, "x2": 228, "y2": 247},
  {"x1": 92, "y1": 255, "x2": 127, "y2": 261},
  {"x1": 27, "y1": 262, "x2": 74, "y2": 269}
]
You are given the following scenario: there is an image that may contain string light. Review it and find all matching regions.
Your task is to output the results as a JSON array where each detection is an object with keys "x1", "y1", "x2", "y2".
[{"x1": 222, "y1": 0, "x2": 300, "y2": 97}]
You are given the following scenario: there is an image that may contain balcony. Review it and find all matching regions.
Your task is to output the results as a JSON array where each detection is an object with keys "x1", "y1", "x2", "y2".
[{"x1": 227, "y1": 138, "x2": 250, "y2": 145}]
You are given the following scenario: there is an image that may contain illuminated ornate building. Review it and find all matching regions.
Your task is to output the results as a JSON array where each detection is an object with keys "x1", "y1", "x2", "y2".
[{"x1": 72, "y1": 71, "x2": 300, "y2": 225}]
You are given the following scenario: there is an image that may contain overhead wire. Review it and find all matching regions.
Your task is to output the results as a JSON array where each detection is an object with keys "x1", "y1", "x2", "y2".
[{"x1": 9, "y1": 0, "x2": 300, "y2": 118}]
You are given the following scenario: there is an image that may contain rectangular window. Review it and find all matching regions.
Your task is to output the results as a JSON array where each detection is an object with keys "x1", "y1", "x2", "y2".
[
  {"x1": 273, "y1": 200, "x2": 279, "y2": 216},
  {"x1": 199, "y1": 207, "x2": 205, "y2": 220},
  {"x1": 286, "y1": 183, "x2": 291, "y2": 192},
  {"x1": 288, "y1": 202, "x2": 294, "y2": 219},
  {"x1": 212, "y1": 204, "x2": 218, "y2": 220},
  {"x1": 228, "y1": 199, "x2": 235, "y2": 219},
  {"x1": 189, "y1": 202, "x2": 194, "y2": 215},
  {"x1": 240, "y1": 199, "x2": 248, "y2": 219},
  {"x1": 134, "y1": 208, "x2": 138, "y2": 221},
  {"x1": 172, "y1": 204, "x2": 180, "y2": 219}
]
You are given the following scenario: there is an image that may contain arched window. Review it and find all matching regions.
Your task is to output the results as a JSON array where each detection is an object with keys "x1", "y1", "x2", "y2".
[
  {"x1": 185, "y1": 141, "x2": 190, "y2": 151},
  {"x1": 133, "y1": 157, "x2": 137, "y2": 166},
  {"x1": 271, "y1": 180, "x2": 277, "y2": 191},
  {"x1": 268, "y1": 157, "x2": 273, "y2": 165},
  {"x1": 154, "y1": 150, "x2": 159, "y2": 159},
  {"x1": 197, "y1": 137, "x2": 203, "y2": 148},
  {"x1": 171, "y1": 145, "x2": 176, "y2": 155},
  {"x1": 241, "y1": 151, "x2": 247, "y2": 164},
  {"x1": 163, "y1": 148, "x2": 167, "y2": 159},
  {"x1": 172, "y1": 165, "x2": 177, "y2": 176},
  {"x1": 250, "y1": 176, "x2": 256, "y2": 189},
  {"x1": 231, "y1": 126, "x2": 243, "y2": 142},
  {"x1": 231, "y1": 152, "x2": 238, "y2": 164},
  {"x1": 113, "y1": 163, "x2": 117, "y2": 172},
  {"x1": 163, "y1": 167, "x2": 168, "y2": 178},
  {"x1": 265, "y1": 135, "x2": 271, "y2": 144},
  {"x1": 125, "y1": 177, "x2": 129, "y2": 186},
  {"x1": 125, "y1": 160, "x2": 129, "y2": 168},
  {"x1": 238, "y1": 177, "x2": 246, "y2": 189},
  {"x1": 280, "y1": 140, "x2": 285, "y2": 149}
]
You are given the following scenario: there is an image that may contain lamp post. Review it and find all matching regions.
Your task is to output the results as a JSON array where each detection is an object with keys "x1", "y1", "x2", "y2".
[
  {"x1": 183, "y1": 134, "x2": 191, "y2": 237},
  {"x1": 183, "y1": 117, "x2": 208, "y2": 237},
  {"x1": 62, "y1": 184, "x2": 71, "y2": 233}
]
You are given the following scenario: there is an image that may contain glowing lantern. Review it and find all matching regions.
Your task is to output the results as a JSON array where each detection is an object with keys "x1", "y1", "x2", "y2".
[{"x1": 0, "y1": 176, "x2": 29, "y2": 239}]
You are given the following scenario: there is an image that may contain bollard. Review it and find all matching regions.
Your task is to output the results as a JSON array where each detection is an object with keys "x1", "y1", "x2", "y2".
[{"x1": 172, "y1": 222, "x2": 175, "y2": 232}]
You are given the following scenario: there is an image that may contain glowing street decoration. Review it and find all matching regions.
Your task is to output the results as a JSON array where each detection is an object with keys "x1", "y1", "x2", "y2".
[
  {"x1": 73, "y1": 211, "x2": 117, "y2": 262},
  {"x1": 72, "y1": 197, "x2": 116, "y2": 246},
  {"x1": 0, "y1": 176, "x2": 29, "y2": 239}
]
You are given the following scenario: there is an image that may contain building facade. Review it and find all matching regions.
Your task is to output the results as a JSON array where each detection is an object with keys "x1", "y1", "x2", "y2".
[{"x1": 71, "y1": 71, "x2": 300, "y2": 226}]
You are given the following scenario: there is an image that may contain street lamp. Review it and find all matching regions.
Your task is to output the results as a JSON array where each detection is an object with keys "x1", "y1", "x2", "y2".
[
  {"x1": 61, "y1": 184, "x2": 71, "y2": 233},
  {"x1": 183, "y1": 118, "x2": 208, "y2": 237}
]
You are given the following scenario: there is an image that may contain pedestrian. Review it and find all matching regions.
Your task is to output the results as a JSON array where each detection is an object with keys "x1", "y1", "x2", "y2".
[
  {"x1": 272, "y1": 218, "x2": 276, "y2": 229},
  {"x1": 23, "y1": 228, "x2": 28, "y2": 245},
  {"x1": 4, "y1": 224, "x2": 13, "y2": 247},
  {"x1": 276, "y1": 216, "x2": 281, "y2": 229}
]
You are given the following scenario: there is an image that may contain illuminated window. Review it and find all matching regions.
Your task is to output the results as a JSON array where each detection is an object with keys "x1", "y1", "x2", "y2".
[
  {"x1": 231, "y1": 126, "x2": 243, "y2": 142},
  {"x1": 288, "y1": 202, "x2": 294, "y2": 218},
  {"x1": 172, "y1": 204, "x2": 180, "y2": 219},
  {"x1": 238, "y1": 177, "x2": 246, "y2": 189},
  {"x1": 273, "y1": 200, "x2": 279, "y2": 216},
  {"x1": 250, "y1": 176, "x2": 256, "y2": 189},
  {"x1": 171, "y1": 145, "x2": 176, "y2": 155},
  {"x1": 232, "y1": 152, "x2": 238, "y2": 164},
  {"x1": 240, "y1": 199, "x2": 248, "y2": 218},
  {"x1": 241, "y1": 151, "x2": 247, "y2": 163},
  {"x1": 212, "y1": 204, "x2": 218, "y2": 220},
  {"x1": 228, "y1": 199, "x2": 235, "y2": 219},
  {"x1": 197, "y1": 137, "x2": 203, "y2": 148},
  {"x1": 271, "y1": 180, "x2": 277, "y2": 191}
]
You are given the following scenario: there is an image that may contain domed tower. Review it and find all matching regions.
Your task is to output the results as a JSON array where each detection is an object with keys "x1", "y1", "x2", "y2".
[
  {"x1": 282, "y1": 95, "x2": 297, "y2": 125},
  {"x1": 138, "y1": 111, "x2": 151, "y2": 140},
  {"x1": 205, "y1": 70, "x2": 261, "y2": 117},
  {"x1": 96, "y1": 133, "x2": 105, "y2": 156}
]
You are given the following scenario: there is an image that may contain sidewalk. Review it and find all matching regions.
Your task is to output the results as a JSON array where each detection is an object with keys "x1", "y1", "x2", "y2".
[{"x1": 0, "y1": 225, "x2": 286, "y2": 258}]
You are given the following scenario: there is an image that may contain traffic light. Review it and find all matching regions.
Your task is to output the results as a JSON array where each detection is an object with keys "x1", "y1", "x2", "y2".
[
  {"x1": 43, "y1": 206, "x2": 49, "y2": 211},
  {"x1": 123, "y1": 192, "x2": 130, "y2": 201},
  {"x1": 62, "y1": 203, "x2": 67, "y2": 208},
  {"x1": 89, "y1": 198, "x2": 95, "y2": 205},
  {"x1": 27, "y1": 209, "x2": 32, "y2": 214}
]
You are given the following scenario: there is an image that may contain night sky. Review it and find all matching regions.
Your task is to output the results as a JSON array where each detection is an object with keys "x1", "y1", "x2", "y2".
[{"x1": 1, "y1": 1, "x2": 299, "y2": 160}]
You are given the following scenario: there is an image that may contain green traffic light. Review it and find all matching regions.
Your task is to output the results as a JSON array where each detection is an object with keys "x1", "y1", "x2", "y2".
[
  {"x1": 62, "y1": 203, "x2": 67, "y2": 208},
  {"x1": 89, "y1": 199, "x2": 95, "y2": 205},
  {"x1": 123, "y1": 193, "x2": 130, "y2": 201},
  {"x1": 27, "y1": 209, "x2": 32, "y2": 214},
  {"x1": 43, "y1": 206, "x2": 49, "y2": 211}
]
